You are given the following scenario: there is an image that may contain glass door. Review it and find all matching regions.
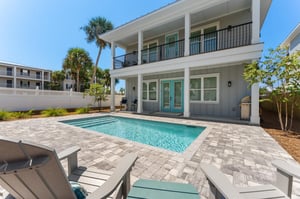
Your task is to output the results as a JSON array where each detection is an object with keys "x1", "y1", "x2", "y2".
[
  {"x1": 161, "y1": 80, "x2": 183, "y2": 113},
  {"x1": 204, "y1": 26, "x2": 217, "y2": 52},
  {"x1": 161, "y1": 81, "x2": 170, "y2": 112},
  {"x1": 165, "y1": 33, "x2": 178, "y2": 59},
  {"x1": 190, "y1": 31, "x2": 201, "y2": 55}
]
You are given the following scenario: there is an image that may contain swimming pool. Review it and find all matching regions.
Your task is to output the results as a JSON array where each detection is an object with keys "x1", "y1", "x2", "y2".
[{"x1": 62, "y1": 116, "x2": 205, "y2": 152}]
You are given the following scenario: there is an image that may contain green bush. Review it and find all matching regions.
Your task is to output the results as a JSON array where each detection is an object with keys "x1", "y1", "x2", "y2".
[
  {"x1": 0, "y1": 110, "x2": 11, "y2": 121},
  {"x1": 11, "y1": 110, "x2": 33, "y2": 119},
  {"x1": 75, "y1": 107, "x2": 90, "y2": 114},
  {"x1": 41, "y1": 108, "x2": 67, "y2": 117}
]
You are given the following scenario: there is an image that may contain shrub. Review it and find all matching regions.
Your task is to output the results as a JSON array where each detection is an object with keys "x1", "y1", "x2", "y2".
[
  {"x1": 0, "y1": 110, "x2": 11, "y2": 121},
  {"x1": 11, "y1": 110, "x2": 33, "y2": 119},
  {"x1": 75, "y1": 107, "x2": 90, "y2": 114},
  {"x1": 41, "y1": 108, "x2": 67, "y2": 117}
]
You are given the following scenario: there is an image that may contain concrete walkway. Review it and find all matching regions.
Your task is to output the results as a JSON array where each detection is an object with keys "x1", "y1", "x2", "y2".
[{"x1": 0, "y1": 112, "x2": 299, "y2": 198}]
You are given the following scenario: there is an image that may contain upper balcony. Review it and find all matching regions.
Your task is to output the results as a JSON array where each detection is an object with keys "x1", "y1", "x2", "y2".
[{"x1": 113, "y1": 22, "x2": 252, "y2": 69}]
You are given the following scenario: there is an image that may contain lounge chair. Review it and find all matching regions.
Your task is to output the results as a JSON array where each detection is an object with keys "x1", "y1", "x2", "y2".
[
  {"x1": 200, "y1": 160, "x2": 300, "y2": 199},
  {"x1": 0, "y1": 136, "x2": 137, "y2": 199}
]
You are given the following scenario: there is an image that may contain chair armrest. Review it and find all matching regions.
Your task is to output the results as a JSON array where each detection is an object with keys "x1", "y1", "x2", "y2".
[
  {"x1": 272, "y1": 159, "x2": 300, "y2": 197},
  {"x1": 58, "y1": 146, "x2": 81, "y2": 176},
  {"x1": 87, "y1": 153, "x2": 138, "y2": 199},
  {"x1": 272, "y1": 159, "x2": 300, "y2": 179},
  {"x1": 200, "y1": 163, "x2": 241, "y2": 199}
]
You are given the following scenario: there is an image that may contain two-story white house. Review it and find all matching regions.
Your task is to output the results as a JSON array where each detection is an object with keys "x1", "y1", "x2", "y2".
[
  {"x1": 0, "y1": 61, "x2": 51, "y2": 90},
  {"x1": 100, "y1": 0, "x2": 272, "y2": 124}
]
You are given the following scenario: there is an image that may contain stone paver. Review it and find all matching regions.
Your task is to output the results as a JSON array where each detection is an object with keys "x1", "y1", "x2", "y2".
[{"x1": 0, "y1": 112, "x2": 299, "y2": 199}]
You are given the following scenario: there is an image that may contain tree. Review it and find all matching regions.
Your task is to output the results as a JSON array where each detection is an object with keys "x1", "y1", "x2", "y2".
[
  {"x1": 244, "y1": 46, "x2": 300, "y2": 132},
  {"x1": 63, "y1": 48, "x2": 93, "y2": 92},
  {"x1": 84, "y1": 83, "x2": 107, "y2": 111},
  {"x1": 81, "y1": 17, "x2": 114, "y2": 84},
  {"x1": 50, "y1": 70, "x2": 65, "y2": 90},
  {"x1": 119, "y1": 88, "x2": 125, "y2": 95},
  {"x1": 102, "y1": 69, "x2": 119, "y2": 94}
]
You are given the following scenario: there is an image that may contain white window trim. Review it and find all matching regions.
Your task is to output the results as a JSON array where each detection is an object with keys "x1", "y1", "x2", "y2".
[
  {"x1": 190, "y1": 73, "x2": 220, "y2": 104},
  {"x1": 191, "y1": 21, "x2": 220, "y2": 33},
  {"x1": 142, "y1": 79, "x2": 158, "y2": 102},
  {"x1": 143, "y1": 40, "x2": 158, "y2": 49}
]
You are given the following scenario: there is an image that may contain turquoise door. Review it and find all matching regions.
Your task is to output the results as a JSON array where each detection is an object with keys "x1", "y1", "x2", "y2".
[
  {"x1": 165, "y1": 33, "x2": 178, "y2": 59},
  {"x1": 161, "y1": 80, "x2": 184, "y2": 113}
]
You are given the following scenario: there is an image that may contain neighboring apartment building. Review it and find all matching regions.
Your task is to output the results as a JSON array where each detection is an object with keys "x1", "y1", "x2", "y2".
[
  {"x1": 100, "y1": 0, "x2": 272, "y2": 124},
  {"x1": 0, "y1": 61, "x2": 51, "y2": 90},
  {"x1": 281, "y1": 23, "x2": 300, "y2": 54},
  {"x1": 63, "y1": 69, "x2": 75, "y2": 91}
]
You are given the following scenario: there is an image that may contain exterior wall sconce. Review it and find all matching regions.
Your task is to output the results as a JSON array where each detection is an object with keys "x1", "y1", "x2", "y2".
[
  {"x1": 228, "y1": 81, "x2": 232, "y2": 87},
  {"x1": 132, "y1": 86, "x2": 136, "y2": 91}
]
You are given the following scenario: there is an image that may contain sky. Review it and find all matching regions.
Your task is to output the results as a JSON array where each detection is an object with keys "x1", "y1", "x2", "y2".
[{"x1": 0, "y1": 0, "x2": 299, "y2": 91}]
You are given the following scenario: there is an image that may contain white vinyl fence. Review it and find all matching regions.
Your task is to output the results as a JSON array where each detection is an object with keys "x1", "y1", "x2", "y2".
[{"x1": 0, "y1": 87, "x2": 123, "y2": 111}]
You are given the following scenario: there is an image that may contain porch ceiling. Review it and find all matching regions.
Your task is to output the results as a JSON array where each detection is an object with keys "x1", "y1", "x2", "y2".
[{"x1": 101, "y1": 0, "x2": 271, "y2": 49}]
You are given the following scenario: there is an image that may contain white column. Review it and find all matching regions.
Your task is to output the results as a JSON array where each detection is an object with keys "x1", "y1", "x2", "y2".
[
  {"x1": 251, "y1": 0, "x2": 260, "y2": 44},
  {"x1": 137, "y1": 73, "x2": 143, "y2": 113},
  {"x1": 111, "y1": 41, "x2": 115, "y2": 70},
  {"x1": 138, "y1": 31, "x2": 143, "y2": 65},
  {"x1": 110, "y1": 77, "x2": 115, "y2": 112},
  {"x1": 184, "y1": 13, "x2": 191, "y2": 56},
  {"x1": 13, "y1": 66, "x2": 17, "y2": 88},
  {"x1": 250, "y1": 83, "x2": 260, "y2": 124},
  {"x1": 184, "y1": 67, "x2": 190, "y2": 117}
]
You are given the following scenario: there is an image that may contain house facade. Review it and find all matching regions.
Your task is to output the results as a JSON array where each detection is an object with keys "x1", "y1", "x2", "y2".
[
  {"x1": 0, "y1": 61, "x2": 51, "y2": 90},
  {"x1": 281, "y1": 23, "x2": 300, "y2": 54},
  {"x1": 100, "y1": 0, "x2": 272, "y2": 124}
]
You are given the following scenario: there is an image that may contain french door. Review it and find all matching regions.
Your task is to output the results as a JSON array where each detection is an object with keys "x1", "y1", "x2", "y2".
[{"x1": 161, "y1": 80, "x2": 183, "y2": 113}]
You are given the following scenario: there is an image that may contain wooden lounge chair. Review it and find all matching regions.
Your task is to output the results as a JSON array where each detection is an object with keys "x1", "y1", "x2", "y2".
[
  {"x1": 0, "y1": 136, "x2": 137, "y2": 199},
  {"x1": 200, "y1": 162, "x2": 297, "y2": 199}
]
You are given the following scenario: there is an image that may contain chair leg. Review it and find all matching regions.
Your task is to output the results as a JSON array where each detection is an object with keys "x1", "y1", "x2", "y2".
[{"x1": 275, "y1": 169, "x2": 293, "y2": 198}]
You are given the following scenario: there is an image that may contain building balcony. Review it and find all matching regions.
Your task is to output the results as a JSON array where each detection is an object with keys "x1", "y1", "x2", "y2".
[
  {"x1": 113, "y1": 22, "x2": 252, "y2": 70},
  {"x1": 0, "y1": 70, "x2": 13, "y2": 77}
]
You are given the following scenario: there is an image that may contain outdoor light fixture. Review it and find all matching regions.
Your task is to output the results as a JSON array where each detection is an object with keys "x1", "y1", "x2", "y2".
[
  {"x1": 228, "y1": 81, "x2": 232, "y2": 87},
  {"x1": 132, "y1": 86, "x2": 136, "y2": 91}
]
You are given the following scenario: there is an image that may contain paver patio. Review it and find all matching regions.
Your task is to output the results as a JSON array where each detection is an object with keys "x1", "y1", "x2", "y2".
[{"x1": 0, "y1": 112, "x2": 299, "y2": 198}]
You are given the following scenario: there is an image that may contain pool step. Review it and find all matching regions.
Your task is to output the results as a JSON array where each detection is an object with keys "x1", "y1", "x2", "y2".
[
  {"x1": 67, "y1": 117, "x2": 118, "y2": 128},
  {"x1": 79, "y1": 119, "x2": 117, "y2": 128}
]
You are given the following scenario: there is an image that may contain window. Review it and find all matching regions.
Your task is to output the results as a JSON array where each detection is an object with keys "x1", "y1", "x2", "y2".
[
  {"x1": 6, "y1": 68, "x2": 12, "y2": 76},
  {"x1": 142, "y1": 41, "x2": 158, "y2": 64},
  {"x1": 190, "y1": 74, "x2": 219, "y2": 103},
  {"x1": 190, "y1": 22, "x2": 219, "y2": 54},
  {"x1": 36, "y1": 72, "x2": 41, "y2": 79},
  {"x1": 142, "y1": 80, "x2": 157, "y2": 101},
  {"x1": 6, "y1": 80, "x2": 12, "y2": 88}
]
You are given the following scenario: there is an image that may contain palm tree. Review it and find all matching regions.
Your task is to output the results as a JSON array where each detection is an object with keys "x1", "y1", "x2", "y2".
[
  {"x1": 63, "y1": 48, "x2": 93, "y2": 92},
  {"x1": 81, "y1": 17, "x2": 114, "y2": 84},
  {"x1": 50, "y1": 70, "x2": 65, "y2": 90},
  {"x1": 102, "y1": 69, "x2": 119, "y2": 94}
]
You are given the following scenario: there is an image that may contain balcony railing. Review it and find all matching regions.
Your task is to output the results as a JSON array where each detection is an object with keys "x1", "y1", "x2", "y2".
[
  {"x1": 114, "y1": 52, "x2": 138, "y2": 69},
  {"x1": 141, "y1": 39, "x2": 185, "y2": 64},
  {"x1": 190, "y1": 22, "x2": 252, "y2": 55},
  {"x1": 0, "y1": 70, "x2": 13, "y2": 76},
  {"x1": 0, "y1": 83, "x2": 13, "y2": 88},
  {"x1": 113, "y1": 22, "x2": 252, "y2": 69}
]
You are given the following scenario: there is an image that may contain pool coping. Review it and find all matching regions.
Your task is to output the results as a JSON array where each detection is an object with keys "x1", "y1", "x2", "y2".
[{"x1": 59, "y1": 112, "x2": 212, "y2": 160}]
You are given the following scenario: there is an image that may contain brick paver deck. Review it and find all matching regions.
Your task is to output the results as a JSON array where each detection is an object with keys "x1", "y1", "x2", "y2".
[{"x1": 0, "y1": 112, "x2": 299, "y2": 198}]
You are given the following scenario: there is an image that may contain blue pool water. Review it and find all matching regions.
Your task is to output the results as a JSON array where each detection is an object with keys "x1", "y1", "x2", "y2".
[{"x1": 62, "y1": 116, "x2": 205, "y2": 152}]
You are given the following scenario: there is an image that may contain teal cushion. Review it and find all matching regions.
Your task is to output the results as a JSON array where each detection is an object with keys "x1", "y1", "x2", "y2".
[{"x1": 70, "y1": 181, "x2": 88, "y2": 199}]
